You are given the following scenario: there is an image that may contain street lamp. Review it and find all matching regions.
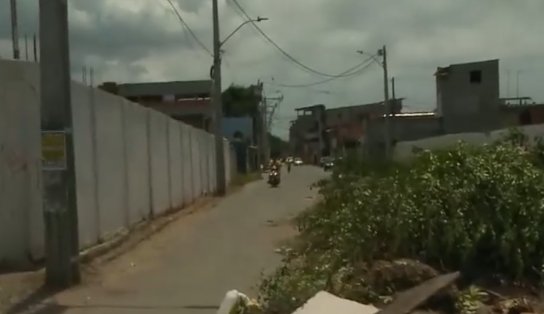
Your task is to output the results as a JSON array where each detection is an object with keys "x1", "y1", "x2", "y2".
[
  {"x1": 221, "y1": 16, "x2": 269, "y2": 47},
  {"x1": 211, "y1": 0, "x2": 268, "y2": 196},
  {"x1": 357, "y1": 46, "x2": 391, "y2": 160}
]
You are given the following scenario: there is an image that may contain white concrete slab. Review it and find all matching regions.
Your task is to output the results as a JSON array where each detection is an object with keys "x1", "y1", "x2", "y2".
[{"x1": 292, "y1": 291, "x2": 379, "y2": 314}]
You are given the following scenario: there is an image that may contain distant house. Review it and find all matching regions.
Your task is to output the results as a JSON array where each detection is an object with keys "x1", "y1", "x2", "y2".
[
  {"x1": 289, "y1": 105, "x2": 328, "y2": 164},
  {"x1": 435, "y1": 59, "x2": 500, "y2": 133},
  {"x1": 99, "y1": 80, "x2": 213, "y2": 132},
  {"x1": 363, "y1": 59, "x2": 544, "y2": 159},
  {"x1": 499, "y1": 97, "x2": 544, "y2": 126},
  {"x1": 325, "y1": 99, "x2": 403, "y2": 154}
]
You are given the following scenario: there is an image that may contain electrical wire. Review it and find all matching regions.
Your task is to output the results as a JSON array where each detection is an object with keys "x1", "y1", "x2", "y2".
[
  {"x1": 265, "y1": 57, "x2": 375, "y2": 88},
  {"x1": 230, "y1": 0, "x2": 366, "y2": 78},
  {"x1": 164, "y1": 0, "x2": 213, "y2": 57}
]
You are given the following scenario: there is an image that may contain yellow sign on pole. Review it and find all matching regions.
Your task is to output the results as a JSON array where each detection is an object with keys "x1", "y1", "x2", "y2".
[{"x1": 42, "y1": 131, "x2": 67, "y2": 170}]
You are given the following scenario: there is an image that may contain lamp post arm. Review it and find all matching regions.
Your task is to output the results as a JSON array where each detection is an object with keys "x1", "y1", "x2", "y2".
[{"x1": 220, "y1": 20, "x2": 252, "y2": 47}]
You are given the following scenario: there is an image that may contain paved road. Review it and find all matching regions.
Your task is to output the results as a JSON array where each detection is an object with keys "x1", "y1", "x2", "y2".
[{"x1": 24, "y1": 166, "x2": 325, "y2": 314}]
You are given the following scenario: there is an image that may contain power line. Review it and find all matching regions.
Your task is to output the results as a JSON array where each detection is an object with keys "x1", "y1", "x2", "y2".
[
  {"x1": 266, "y1": 57, "x2": 375, "y2": 88},
  {"x1": 230, "y1": 0, "x2": 364, "y2": 78},
  {"x1": 165, "y1": 0, "x2": 212, "y2": 57}
]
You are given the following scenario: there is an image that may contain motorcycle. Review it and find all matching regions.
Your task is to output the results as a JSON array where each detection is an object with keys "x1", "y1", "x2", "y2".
[{"x1": 268, "y1": 167, "x2": 280, "y2": 187}]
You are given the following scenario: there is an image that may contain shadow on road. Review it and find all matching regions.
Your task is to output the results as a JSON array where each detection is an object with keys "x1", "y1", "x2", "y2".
[
  {"x1": 9, "y1": 300, "x2": 220, "y2": 314},
  {"x1": 5, "y1": 285, "x2": 61, "y2": 314}
]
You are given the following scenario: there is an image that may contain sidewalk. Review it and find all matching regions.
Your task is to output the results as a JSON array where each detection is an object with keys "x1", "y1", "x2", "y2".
[{"x1": 7, "y1": 166, "x2": 324, "y2": 314}]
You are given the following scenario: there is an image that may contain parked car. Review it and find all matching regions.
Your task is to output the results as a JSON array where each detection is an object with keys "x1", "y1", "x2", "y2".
[
  {"x1": 294, "y1": 157, "x2": 303, "y2": 166},
  {"x1": 319, "y1": 156, "x2": 327, "y2": 167},
  {"x1": 321, "y1": 157, "x2": 335, "y2": 171}
]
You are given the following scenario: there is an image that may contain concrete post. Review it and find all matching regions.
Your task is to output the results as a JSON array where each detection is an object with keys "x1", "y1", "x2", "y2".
[{"x1": 39, "y1": 0, "x2": 80, "y2": 287}]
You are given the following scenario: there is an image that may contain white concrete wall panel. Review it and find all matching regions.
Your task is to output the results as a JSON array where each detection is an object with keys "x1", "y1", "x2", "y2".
[
  {"x1": 94, "y1": 92, "x2": 127, "y2": 239},
  {"x1": 0, "y1": 61, "x2": 42, "y2": 264},
  {"x1": 393, "y1": 124, "x2": 544, "y2": 161},
  {"x1": 124, "y1": 102, "x2": 151, "y2": 224},
  {"x1": 0, "y1": 60, "x2": 236, "y2": 267},
  {"x1": 191, "y1": 128, "x2": 202, "y2": 197},
  {"x1": 181, "y1": 124, "x2": 193, "y2": 204},
  {"x1": 71, "y1": 82, "x2": 99, "y2": 249},
  {"x1": 209, "y1": 135, "x2": 217, "y2": 193},
  {"x1": 199, "y1": 131, "x2": 205, "y2": 194},
  {"x1": 149, "y1": 111, "x2": 170, "y2": 215},
  {"x1": 168, "y1": 120, "x2": 183, "y2": 208},
  {"x1": 200, "y1": 131, "x2": 209, "y2": 195}
]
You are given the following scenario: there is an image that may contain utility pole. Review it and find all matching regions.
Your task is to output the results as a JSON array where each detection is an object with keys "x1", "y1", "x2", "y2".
[
  {"x1": 256, "y1": 81, "x2": 265, "y2": 168},
  {"x1": 10, "y1": 0, "x2": 20, "y2": 59},
  {"x1": 39, "y1": 0, "x2": 80, "y2": 288},
  {"x1": 82, "y1": 66, "x2": 87, "y2": 85},
  {"x1": 261, "y1": 97, "x2": 268, "y2": 164},
  {"x1": 212, "y1": 0, "x2": 226, "y2": 196},
  {"x1": 379, "y1": 45, "x2": 391, "y2": 160},
  {"x1": 33, "y1": 34, "x2": 38, "y2": 62},
  {"x1": 25, "y1": 34, "x2": 29, "y2": 60},
  {"x1": 391, "y1": 77, "x2": 396, "y2": 100},
  {"x1": 506, "y1": 70, "x2": 510, "y2": 98},
  {"x1": 262, "y1": 94, "x2": 283, "y2": 162},
  {"x1": 516, "y1": 70, "x2": 521, "y2": 98},
  {"x1": 391, "y1": 77, "x2": 396, "y2": 117}
]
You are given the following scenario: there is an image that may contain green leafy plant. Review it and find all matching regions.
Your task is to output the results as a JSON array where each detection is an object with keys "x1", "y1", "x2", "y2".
[
  {"x1": 260, "y1": 130, "x2": 544, "y2": 313},
  {"x1": 456, "y1": 286, "x2": 489, "y2": 314}
]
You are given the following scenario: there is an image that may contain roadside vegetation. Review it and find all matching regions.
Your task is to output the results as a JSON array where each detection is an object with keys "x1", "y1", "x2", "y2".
[{"x1": 258, "y1": 129, "x2": 544, "y2": 314}]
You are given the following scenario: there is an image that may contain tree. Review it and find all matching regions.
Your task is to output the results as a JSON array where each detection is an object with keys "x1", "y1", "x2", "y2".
[
  {"x1": 222, "y1": 84, "x2": 260, "y2": 117},
  {"x1": 269, "y1": 133, "x2": 289, "y2": 158}
]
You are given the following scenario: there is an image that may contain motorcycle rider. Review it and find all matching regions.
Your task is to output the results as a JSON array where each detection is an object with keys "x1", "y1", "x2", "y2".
[
  {"x1": 268, "y1": 159, "x2": 281, "y2": 183},
  {"x1": 287, "y1": 158, "x2": 292, "y2": 173}
]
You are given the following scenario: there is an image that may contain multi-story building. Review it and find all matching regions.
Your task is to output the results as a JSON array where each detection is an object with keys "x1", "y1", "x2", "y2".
[
  {"x1": 325, "y1": 99, "x2": 403, "y2": 155},
  {"x1": 289, "y1": 105, "x2": 328, "y2": 164},
  {"x1": 364, "y1": 59, "x2": 544, "y2": 158},
  {"x1": 99, "y1": 80, "x2": 213, "y2": 131},
  {"x1": 435, "y1": 59, "x2": 500, "y2": 133}
]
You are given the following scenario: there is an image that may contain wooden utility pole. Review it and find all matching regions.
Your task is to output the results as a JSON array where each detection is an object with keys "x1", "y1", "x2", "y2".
[
  {"x1": 391, "y1": 77, "x2": 396, "y2": 100},
  {"x1": 25, "y1": 34, "x2": 29, "y2": 60},
  {"x1": 380, "y1": 45, "x2": 391, "y2": 160},
  {"x1": 10, "y1": 0, "x2": 20, "y2": 59},
  {"x1": 516, "y1": 70, "x2": 521, "y2": 98},
  {"x1": 391, "y1": 76, "x2": 396, "y2": 117},
  {"x1": 33, "y1": 33, "x2": 38, "y2": 62},
  {"x1": 212, "y1": 0, "x2": 226, "y2": 195},
  {"x1": 39, "y1": 0, "x2": 80, "y2": 288}
]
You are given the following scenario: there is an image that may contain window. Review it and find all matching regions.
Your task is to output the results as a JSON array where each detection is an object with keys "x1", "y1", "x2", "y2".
[{"x1": 470, "y1": 70, "x2": 482, "y2": 83}]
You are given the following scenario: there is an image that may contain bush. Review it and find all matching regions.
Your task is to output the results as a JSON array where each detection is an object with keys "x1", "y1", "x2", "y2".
[
  {"x1": 260, "y1": 137, "x2": 544, "y2": 313},
  {"x1": 304, "y1": 142, "x2": 544, "y2": 278}
]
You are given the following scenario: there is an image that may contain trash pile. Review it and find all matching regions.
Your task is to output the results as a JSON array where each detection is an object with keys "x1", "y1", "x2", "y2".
[{"x1": 219, "y1": 269, "x2": 544, "y2": 314}]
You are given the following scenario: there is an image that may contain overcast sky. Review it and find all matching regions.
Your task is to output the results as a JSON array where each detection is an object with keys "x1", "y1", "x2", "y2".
[{"x1": 1, "y1": 0, "x2": 543, "y2": 138}]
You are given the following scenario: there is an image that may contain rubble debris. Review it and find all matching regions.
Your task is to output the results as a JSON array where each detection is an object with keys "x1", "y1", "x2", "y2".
[{"x1": 376, "y1": 271, "x2": 460, "y2": 314}]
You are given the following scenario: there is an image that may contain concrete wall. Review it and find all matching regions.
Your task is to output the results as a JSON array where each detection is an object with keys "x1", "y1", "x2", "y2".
[
  {"x1": 393, "y1": 124, "x2": 544, "y2": 161},
  {"x1": 436, "y1": 59, "x2": 500, "y2": 133},
  {"x1": 364, "y1": 115, "x2": 442, "y2": 160},
  {"x1": 0, "y1": 60, "x2": 234, "y2": 267}
]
